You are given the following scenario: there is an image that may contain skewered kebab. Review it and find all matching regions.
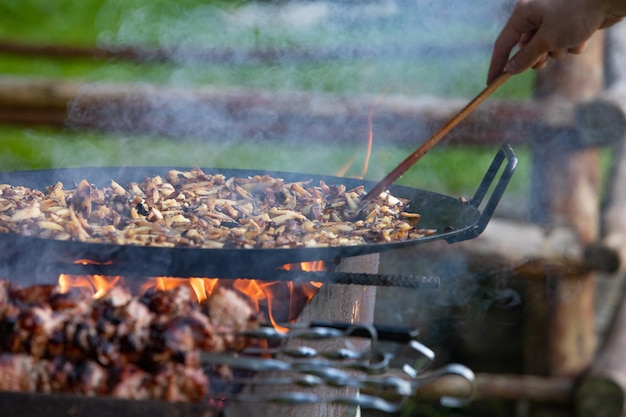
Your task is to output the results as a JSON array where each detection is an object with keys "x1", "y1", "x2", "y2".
[
  {"x1": 0, "y1": 280, "x2": 260, "y2": 401},
  {"x1": 0, "y1": 279, "x2": 475, "y2": 409}
]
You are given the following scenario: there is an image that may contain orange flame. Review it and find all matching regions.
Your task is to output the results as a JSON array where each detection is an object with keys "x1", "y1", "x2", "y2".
[
  {"x1": 335, "y1": 154, "x2": 358, "y2": 178},
  {"x1": 336, "y1": 92, "x2": 385, "y2": 179},
  {"x1": 358, "y1": 95, "x2": 379, "y2": 179},
  {"x1": 73, "y1": 259, "x2": 114, "y2": 266},
  {"x1": 279, "y1": 260, "x2": 325, "y2": 272},
  {"x1": 58, "y1": 274, "x2": 122, "y2": 299},
  {"x1": 58, "y1": 261, "x2": 325, "y2": 329}
]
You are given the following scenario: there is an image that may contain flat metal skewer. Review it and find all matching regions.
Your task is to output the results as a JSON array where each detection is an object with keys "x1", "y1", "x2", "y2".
[{"x1": 362, "y1": 71, "x2": 511, "y2": 202}]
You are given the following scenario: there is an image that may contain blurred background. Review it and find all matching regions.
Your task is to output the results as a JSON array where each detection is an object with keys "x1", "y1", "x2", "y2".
[{"x1": 0, "y1": 0, "x2": 533, "y2": 196}]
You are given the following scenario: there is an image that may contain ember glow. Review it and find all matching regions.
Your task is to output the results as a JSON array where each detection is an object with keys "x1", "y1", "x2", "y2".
[{"x1": 57, "y1": 261, "x2": 325, "y2": 328}]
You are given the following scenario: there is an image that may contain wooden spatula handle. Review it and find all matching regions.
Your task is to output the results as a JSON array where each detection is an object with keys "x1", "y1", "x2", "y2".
[{"x1": 363, "y1": 71, "x2": 511, "y2": 201}]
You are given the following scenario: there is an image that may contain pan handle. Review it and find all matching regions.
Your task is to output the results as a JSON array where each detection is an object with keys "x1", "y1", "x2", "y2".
[{"x1": 445, "y1": 144, "x2": 518, "y2": 243}]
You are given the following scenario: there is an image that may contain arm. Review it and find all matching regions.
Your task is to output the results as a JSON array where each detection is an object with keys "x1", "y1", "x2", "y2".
[{"x1": 487, "y1": 0, "x2": 626, "y2": 84}]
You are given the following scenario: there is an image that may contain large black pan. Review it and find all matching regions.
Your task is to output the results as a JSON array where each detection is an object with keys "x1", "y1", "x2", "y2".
[{"x1": 0, "y1": 145, "x2": 516, "y2": 280}]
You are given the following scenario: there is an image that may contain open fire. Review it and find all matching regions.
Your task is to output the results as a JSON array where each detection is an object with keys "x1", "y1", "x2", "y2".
[
  {"x1": 0, "y1": 280, "x2": 255, "y2": 401},
  {"x1": 0, "y1": 273, "x2": 321, "y2": 402},
  {"x1": 0, "y1": 241, "x2": 332, "y2": 405},
  {"x1": 58, "y1": 260, "x2": 325, "y2": 327}
]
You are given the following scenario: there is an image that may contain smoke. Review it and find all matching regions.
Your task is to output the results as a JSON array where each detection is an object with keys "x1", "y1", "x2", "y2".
[
  {"x1": 61, "y1": 1, "x2": 514, "y2": 174},
  {"x1": 77, "y1": 1, "x2": 508, "y2": 95}
]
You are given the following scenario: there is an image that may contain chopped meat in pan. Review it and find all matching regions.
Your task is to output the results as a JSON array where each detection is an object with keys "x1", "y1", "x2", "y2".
[{"x1": 0, "y1": 168, "x2": 433, "y2": 249}]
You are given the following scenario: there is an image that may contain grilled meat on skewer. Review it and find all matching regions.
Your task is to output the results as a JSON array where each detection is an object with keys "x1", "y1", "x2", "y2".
[{"x1": 0, "y1": 280, "x2": 260, "y2": 402}]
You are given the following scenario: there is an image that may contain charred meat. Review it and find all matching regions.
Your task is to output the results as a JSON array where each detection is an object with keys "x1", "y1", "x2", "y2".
[{"x1": 0, "y1": 280, "x2": 260, "y2": 402}]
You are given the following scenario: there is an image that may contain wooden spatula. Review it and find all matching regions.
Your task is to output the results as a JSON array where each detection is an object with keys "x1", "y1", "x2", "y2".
[{"x1": 362, "y1": 71, "x2": 511, "y2": 202}]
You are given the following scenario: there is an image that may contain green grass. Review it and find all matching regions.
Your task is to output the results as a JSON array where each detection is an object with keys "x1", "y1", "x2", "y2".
[{"x1": 0, "y1": 0, "x2": 534, "y2": 97}]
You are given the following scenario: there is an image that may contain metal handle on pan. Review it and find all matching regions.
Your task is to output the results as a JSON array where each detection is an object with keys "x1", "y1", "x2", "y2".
[{"x1": 445, "y1": 144, "x2": 518, "y2": 243}]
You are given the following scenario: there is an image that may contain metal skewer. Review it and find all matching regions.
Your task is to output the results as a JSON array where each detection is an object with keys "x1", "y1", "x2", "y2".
[
  {"x1": 362, "y1": 71, "x2": 511, "y2": 202},
  {"x1": 201, "y1": 321, "x2": 476, "y2": 412}
]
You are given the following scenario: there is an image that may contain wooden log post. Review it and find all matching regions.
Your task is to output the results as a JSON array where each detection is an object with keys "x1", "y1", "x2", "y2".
[
  {"x1": 575, "y1": 289, "x2": 626, "y2": 417},
  {"x1": 589, "y1": 135, "x2": 626, "y2": 274},
  {"x1": 525, "y1": 31, "x2": 605, "y2": 408},
  {"x1": 573, "y1": 23, "x2": 626, "y2": 417},
  {"x1": 225, "y1": 254, "x2": 378, "y2": 417},
  {"x1": 575, "y1": 23, "x2": 626, "y2": 274}
]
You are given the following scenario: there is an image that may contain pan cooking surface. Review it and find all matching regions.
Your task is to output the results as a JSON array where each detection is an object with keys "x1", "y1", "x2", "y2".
[{"x1": 0, "y1": 166, "x2": 488, "y2": 278}]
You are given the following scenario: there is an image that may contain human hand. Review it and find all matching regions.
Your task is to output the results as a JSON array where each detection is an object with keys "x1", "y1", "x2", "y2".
[{"x1": 487, "y1": 0, "x2": 626, "y2": 84}]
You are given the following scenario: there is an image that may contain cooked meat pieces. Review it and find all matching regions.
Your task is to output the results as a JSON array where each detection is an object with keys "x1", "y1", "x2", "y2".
[
  {"x1": 204, "y1": 287, "x2": 262, "y2": 351},
  {"x1": 0, "y1": 354, "x2": 38, "y2": 392},
  {"x1": 0, "y1": 280, "x2": 260, "y2": 402},
  {"x1": 0, "y1": 168, "x2": 434, "y2": 249},
  {"x1": 0, "y1": 353, "x2": 208, "y2": 402},
  {"x1": 1, "y1": 281, "x2": 259, "y2": 364}
]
